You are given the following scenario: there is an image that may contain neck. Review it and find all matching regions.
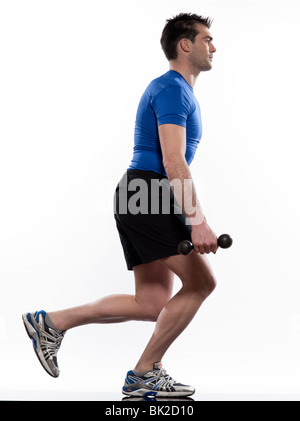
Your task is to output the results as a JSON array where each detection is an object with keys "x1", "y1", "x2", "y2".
[{"x1": 169, "y1": 61, "x2": 200, "y2": 88}]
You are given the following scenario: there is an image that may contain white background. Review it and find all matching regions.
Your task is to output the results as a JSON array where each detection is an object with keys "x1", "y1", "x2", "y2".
[{"x1": 1, "y1": 0, "x2": 300, "y2": 400}]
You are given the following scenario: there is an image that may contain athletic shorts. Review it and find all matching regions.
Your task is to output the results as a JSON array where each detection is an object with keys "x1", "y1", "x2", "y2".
[{"x1": 114, "y1": 169, "x2": 191, "y2": 270}]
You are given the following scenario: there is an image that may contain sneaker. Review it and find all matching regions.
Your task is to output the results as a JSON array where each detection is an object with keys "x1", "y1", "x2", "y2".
[
  {"x1": 122, "y1": 361, "x2": 195, "y2": 397},
  {"x1": 22, "y1": 310, "x2": 65, "y2": 378}
]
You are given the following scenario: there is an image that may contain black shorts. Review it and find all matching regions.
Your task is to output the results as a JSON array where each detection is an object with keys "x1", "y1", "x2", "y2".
[{"x1": 114, "y1": 169, "x2": 191, "y2": 270}]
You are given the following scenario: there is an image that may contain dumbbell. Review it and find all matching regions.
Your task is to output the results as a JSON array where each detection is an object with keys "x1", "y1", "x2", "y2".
[{"x1": 177, "y1": 234, "x2": 233, "y2": 255}]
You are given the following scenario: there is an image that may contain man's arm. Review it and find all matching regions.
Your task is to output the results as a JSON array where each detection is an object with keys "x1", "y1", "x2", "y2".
[{"x1": 158, "y1": 123, "x2": 218, "y2": 254}]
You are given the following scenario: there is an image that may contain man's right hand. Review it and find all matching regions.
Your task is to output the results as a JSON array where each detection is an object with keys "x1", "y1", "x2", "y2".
[{"x1": 191, "y1": 220, "x2": 218, "y2": 254}]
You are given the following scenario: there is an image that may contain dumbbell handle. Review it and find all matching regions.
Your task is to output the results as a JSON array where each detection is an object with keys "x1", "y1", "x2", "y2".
[{"x1": 178, "y1": 234, "x2": 232, "y2": 255}]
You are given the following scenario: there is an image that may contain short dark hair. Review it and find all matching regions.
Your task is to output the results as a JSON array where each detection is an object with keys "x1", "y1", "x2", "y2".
[{"x1": 160, "y1": 13, "x2": 213, "y2": 61}]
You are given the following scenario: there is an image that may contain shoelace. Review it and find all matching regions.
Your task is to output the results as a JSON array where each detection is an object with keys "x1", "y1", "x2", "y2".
[
  {"x1": 40, "y1": 328, "x2": 64, "y2": 359},
  {"x1": 149, "y1": 366, "x2": 176, "y2": 387},
  {"x1": 160, "y1": 367, "x2": 176, "y2": 386}
]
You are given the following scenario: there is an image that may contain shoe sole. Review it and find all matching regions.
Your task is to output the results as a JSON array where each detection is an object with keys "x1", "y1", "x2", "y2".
[
  {"x1": 22, "y1": 313, "x2": 58, "y2": 378},
  {"x1": 122, "y1": 388, "x2": 195, "y2": 398}
]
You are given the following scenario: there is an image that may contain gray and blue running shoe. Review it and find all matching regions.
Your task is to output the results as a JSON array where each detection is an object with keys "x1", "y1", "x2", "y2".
[
  {"x1": 122, "y1": 361, "x2": 195, "y2": 397},
  {"x1": 22, "y1": 310, "x2": 65, "y2": 378}
]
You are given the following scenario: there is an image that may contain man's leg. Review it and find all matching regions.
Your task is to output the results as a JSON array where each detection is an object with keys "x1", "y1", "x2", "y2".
[
  {"x1": 48, "y1": 261, "x2": 174, "y2": 331},
  {"x1": 133, "y1": 252, "x2": 217, "y2": 373},
  {"x1": 23, "y1": 261, "x2": 174, "y2": 378}
]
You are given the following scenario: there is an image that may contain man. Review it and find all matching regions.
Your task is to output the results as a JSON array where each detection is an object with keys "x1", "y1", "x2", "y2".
[{"x1": 22, "y1": 13, "x2": 218, "y2": 398}]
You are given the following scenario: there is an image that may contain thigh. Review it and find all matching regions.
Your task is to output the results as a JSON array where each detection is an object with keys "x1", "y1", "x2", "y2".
[{"x1": 134, "y1": 261, "x2": 174, "y2": 313}]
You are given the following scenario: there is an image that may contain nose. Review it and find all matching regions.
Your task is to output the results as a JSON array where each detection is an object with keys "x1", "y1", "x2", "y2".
[{"x1": 210, "y1": 43, "x2": 216, "y2": 53}]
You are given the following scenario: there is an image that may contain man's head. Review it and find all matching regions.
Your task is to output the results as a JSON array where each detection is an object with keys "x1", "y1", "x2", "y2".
[{"x1": 160, "y1": 13, "x2": 216, "y2": 72}]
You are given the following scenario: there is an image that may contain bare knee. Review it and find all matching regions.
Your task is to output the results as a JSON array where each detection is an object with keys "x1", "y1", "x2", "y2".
[
  {"x1": 146, "y1": 307, "x2": 162, "y2": 322},
  {"x1": 202, "y1": 273, "x2": 217, "y2": 298},
  {"x1": 184, "y1": 272, "x2": 217, "y2": 300},
  {"x1": 135, "y1": 298, "x2": 168, "y2": 322},
  {"x1": 140, "y1": 304, "x2": 164, "y2": 322}
]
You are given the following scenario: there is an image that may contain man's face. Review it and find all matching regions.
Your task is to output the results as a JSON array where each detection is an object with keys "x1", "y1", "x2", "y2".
[{"x1": 189, "y1": 24, "x2": 216, "y2": 72}]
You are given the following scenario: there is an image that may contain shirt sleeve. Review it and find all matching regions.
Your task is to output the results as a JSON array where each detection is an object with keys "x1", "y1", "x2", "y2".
[{"x1": 152, "y1": 85, "x2": 193, "y2": 127}]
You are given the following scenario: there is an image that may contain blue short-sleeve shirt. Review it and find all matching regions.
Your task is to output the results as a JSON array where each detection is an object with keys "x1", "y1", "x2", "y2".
[{"x1": 128, "y1": 70, "x2": 202, "y2": 176}]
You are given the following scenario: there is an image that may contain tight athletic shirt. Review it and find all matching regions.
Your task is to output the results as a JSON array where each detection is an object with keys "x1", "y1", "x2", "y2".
[{"x1": 128, "y1": 70, "x2": 202, "y2": 176}]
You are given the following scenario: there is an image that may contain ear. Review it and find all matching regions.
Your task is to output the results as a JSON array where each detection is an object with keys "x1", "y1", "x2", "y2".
[{"x1": 178, "y1": 38, "x2": 191, "y2": 54}]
